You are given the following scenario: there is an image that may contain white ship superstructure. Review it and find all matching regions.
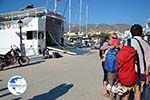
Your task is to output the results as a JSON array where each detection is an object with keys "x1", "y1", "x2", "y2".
[{"x1": 0, "y1": 7, "x2": 64, "y2": 56}]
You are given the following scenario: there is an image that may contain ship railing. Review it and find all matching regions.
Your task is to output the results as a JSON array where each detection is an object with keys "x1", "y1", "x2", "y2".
[{"x1": 0, "y1": 7, "x2": 64, "y2": 22}]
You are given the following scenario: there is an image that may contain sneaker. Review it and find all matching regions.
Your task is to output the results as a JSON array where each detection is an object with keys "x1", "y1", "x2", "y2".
[
  {"x1": 106, "y1": 84, "x2": 111, "y2": 91},
  {"x1": 118, "y1": 92, "x2": 123, "y2": 96},
  {"x1": 111, "y1": 85, "x2": 127, "y2": 95},
  {"x1": 111, "y1": 85, "x2": 118, "y2": 94},
  {"x1": 118, "y1": 86, "x2": 127, "y2": 92}
]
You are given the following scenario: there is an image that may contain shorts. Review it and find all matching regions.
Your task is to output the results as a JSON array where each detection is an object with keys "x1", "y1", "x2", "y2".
[{"x1": 107, "y1": 72, "x2": 116, "y2": 85}]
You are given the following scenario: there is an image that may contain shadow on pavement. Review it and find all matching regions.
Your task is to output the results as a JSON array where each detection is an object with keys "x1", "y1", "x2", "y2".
[
  {"x1": 30, "y1": 83, "x2": 74, "y2": 100},
  {"x1": 1, "y1": 60, "x2": 45, "y2": 71},
  {"x1": 0, "y1": 87, "x2": 8, "y2": 92},
  {"x1": 0, "y1": 92, "x2": 11, "y2": 98},
  {"x1": 0, "y1": 87, "x2": 11, "y2": 98},
  {"x1": 12, "y1": 97, "x2": 22, "y2": 100},
  {"x1": 0, "y1": 87, "x2": 22, "y2": 99}
]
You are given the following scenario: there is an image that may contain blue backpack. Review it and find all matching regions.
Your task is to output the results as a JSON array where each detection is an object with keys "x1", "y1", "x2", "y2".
[{"x1": 104, "y1": 49, "x2": 118, "y2": 72}]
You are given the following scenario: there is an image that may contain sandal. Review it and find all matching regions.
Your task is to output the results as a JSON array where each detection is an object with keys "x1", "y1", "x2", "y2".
[{"x1": 103, "y1": 91, "x2": 110, "y2": 97}]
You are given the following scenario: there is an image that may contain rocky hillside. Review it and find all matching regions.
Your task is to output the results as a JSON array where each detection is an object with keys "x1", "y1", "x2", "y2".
[{"x1": 66, "y1": 24, "x2": 131, "y2": 33}]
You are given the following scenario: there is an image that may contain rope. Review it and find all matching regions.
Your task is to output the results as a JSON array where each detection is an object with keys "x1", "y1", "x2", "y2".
[
  {"x1": 47, "y1": 32, "x2": 79, "y2": 56},
  {"x1": 48, "y1": 31, "x2": 65, "y2": 50}
]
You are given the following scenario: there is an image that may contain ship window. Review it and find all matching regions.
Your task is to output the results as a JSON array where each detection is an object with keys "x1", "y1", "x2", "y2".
[{"x1": 27, "y1": 31, "x2": 37, "y2": 40}]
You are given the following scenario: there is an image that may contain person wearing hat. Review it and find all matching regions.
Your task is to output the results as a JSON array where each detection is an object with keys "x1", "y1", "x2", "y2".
[{"x1": 100, "y1": 33, "x2": 120, "y2": 98}]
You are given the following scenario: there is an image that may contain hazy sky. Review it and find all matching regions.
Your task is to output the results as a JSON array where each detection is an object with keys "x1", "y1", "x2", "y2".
[{"x1": 0, "y1": 0, "x2": 150, "y2": 25}]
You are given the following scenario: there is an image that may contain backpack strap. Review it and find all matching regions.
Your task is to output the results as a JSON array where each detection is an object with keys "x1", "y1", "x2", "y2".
[
  {"x1": 133, "y1": 38, "x2": 146, "y2": 72},
  {"x1": 130, "y1": 38, "x2": 141, "y2": 87},
  {"x1": 127, "y1": 38, "x2": 131, "y2": 46}
]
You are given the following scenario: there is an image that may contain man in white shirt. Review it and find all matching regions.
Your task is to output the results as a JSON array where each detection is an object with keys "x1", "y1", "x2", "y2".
[
  {"x1": 130, "y1": 24, "x2": 150, "y2": 83},
  {"x1": 124, "y1": 24, "x2": 150, "y2": 100}
]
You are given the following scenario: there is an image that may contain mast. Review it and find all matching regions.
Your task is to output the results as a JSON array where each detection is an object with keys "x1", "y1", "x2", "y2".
[
  {"x1": 54, "y1": 0, "x2": 57, "y2": 12},
  {"x1": 45, "y1": 0, "x2": 49, "y2": 15},
  {"x1": 45, "y1": 0, "x2": 49, "y2": 9},
  {"x1": 86, "y1": 5, "x2": 88, "y2": 37},
  {"x1": 79, "y1": 0, "x2": 82, "y2": 34},
  {"x1": 68, "y1": 0, "x2": 71, "y2": 34}
]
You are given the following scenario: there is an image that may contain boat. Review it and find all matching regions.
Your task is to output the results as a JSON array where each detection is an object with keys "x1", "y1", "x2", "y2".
[{"x1": 0, "y1": 7, "x2": 64, "y2": 56}]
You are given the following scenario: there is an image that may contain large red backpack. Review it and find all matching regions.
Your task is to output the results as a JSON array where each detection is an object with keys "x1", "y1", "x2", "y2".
[{"x1": 116, "y1": 45, "x2": 137, "y2": 86}]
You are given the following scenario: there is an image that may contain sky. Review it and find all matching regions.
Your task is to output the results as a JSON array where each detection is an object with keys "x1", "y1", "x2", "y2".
[{"x1": 0, "y1": 0, "x2": 150, "y2": 25}]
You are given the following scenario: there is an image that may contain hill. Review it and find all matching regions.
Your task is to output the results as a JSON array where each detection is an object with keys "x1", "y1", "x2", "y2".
[{"x1": 67, "y1": 24, "x2": 130, "y2": 33}]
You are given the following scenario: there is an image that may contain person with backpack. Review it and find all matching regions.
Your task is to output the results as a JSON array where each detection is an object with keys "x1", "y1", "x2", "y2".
[
  {"x1": 99, "y1": 37, "x2": 109, "y2": 97},
  {"x1": 116, "y1": 24, "x2": 150, "y2": 100},
  {"x1": 100, "y1": 33, "x2": 120, "y2": 98}
]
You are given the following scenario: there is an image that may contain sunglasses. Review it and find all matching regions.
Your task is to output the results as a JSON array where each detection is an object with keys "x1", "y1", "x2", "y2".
[{"x1": 111, "y1": 36, "x2": 117, "y2": 39}]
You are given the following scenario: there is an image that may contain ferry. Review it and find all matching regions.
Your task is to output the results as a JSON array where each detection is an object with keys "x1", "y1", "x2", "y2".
[{"x1": 0, "y1": 7, "x2": 64, "y2": 56}]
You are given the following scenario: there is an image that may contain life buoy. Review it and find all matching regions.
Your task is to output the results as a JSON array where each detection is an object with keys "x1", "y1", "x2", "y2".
[{"x1": 5, "y1": 23, "x2": 11, "y2": 29}]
